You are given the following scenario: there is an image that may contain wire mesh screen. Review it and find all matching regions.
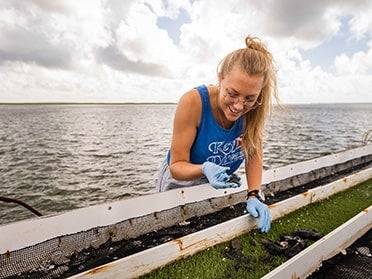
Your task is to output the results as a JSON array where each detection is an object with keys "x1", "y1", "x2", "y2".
[
  {"x1": 0, "y1": 191, "x2": 247, "y2": 278},
  {"x1": 308, "y1": 229, "x2": 371, "y2": 279}
]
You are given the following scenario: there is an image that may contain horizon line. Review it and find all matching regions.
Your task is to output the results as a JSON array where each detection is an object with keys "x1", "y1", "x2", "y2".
[{"x1": 0, "y1": 102, "x2": 371, "y2": 105}]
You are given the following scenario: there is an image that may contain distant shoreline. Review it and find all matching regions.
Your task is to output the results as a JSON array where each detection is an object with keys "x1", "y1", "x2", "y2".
[
  {"x1": 0, "y1": 102, "x2": 177, "y2": 105},
  {"x1": 0, "y1": 102, "x2": 370, "y2": 105}
]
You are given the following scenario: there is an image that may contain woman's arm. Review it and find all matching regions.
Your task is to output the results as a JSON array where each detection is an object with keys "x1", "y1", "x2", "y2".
[
  {"x1": 244, "y1": 141, "x2": 271, "y2": 233},
  {"x1": 245, "y1": 141, "x2": 263, "y2": 192},
  {"x1": 169, "y1": 89, "x2": 204, "y2": 180}
]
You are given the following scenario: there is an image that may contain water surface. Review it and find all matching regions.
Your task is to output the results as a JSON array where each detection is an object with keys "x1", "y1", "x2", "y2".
[{"x1": 0, "y1": 103, "x2": 370, "y2": 224}]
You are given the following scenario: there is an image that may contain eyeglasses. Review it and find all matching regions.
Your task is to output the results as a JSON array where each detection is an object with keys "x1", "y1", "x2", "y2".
[{"x1": 223, "y1": 92, "x2": 263, "y2": 109}]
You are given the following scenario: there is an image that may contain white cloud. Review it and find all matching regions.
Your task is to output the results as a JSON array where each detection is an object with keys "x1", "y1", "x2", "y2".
[
  {"x1": 334, "y1": 47, "x2": 372, "y2": 75},
  {"x1": 348, "y1": 2, "x2": 372, "y2": 39},
  {"x1": 115, "y1": 3, "x2": 176, "y2": 66},
  {"x1": 0, "y1": 0, "x2": 371, "y2": 103},
  {"x1": 146, "y1": 0, "x2": 192, "y2": 19}
]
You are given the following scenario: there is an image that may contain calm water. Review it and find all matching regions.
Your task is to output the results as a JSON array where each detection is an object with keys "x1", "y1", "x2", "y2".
[{"x1": 0, "y1": 103, "x2": 371, "y2": 225}]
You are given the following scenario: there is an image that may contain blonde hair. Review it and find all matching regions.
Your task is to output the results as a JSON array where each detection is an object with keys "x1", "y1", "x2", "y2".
[{"x1": 218, "y1": 35, "x2": 280, "y2": 157}]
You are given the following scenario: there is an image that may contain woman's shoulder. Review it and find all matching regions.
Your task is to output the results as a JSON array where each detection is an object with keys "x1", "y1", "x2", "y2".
[
  {"x1": 178, "y1": 87, "x2": 203, "y2": 108},
  {"x1": 180, "y1": 85, "x2": 214, "y2": 104},
  {"x1": 174, "y1": 87, "x2": 204, "y2": 127}
]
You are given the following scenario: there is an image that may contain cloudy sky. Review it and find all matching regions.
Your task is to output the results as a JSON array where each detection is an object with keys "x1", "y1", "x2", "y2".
[{"x1": 0, "y1": 0, "x2": 371, "y2": 104}]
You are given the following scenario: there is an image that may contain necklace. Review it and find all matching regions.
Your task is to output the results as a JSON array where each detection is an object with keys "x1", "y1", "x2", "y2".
[{"x1": 215, "y1": 87, "x2": 226, "y2": 129}]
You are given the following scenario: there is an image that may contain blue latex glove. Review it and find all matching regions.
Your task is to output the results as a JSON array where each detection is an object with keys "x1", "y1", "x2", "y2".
[
  {"x1": 202, "y1": 162, "x2": 241, "y2": 189},
  {"x1": 246, "y1": 198, "x2": 271, "y2": 233}
]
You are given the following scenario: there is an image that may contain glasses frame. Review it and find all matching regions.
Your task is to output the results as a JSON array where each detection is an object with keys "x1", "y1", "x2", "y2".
[{"x1": 223, "y1": 91, "x2": 263, "y2": 110}]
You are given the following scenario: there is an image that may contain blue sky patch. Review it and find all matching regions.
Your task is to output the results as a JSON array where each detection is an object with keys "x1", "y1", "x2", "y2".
[
  {"x1": 301, "y1": 16, "x2": 369, "y2": 72},
  {"x1": 156, "y1": 8, "x2": 191, "y2": 45}
]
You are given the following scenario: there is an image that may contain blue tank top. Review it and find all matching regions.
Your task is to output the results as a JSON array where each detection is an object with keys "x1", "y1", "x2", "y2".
[{"x1": 168, "y1": 85, "x2": 245, "y2": 173}]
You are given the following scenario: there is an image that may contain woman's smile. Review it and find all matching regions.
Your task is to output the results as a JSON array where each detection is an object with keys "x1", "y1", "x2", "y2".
[{"x1": 225, "y1": 103, "x2": 247, "y2": 120}]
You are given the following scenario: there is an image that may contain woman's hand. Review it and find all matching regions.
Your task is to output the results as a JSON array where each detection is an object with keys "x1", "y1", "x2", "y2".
[
  {"x1": 202, "y1": 162, "x2": 241, "y2": 189},
  {"x1": 246, "y1": 198, "x2": 271, "y2": 233}
]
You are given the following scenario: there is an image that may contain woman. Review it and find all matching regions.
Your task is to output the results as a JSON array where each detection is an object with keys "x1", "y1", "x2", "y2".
[{"x1": 156, "y1": 36, "x2": 280, "y2": 233}]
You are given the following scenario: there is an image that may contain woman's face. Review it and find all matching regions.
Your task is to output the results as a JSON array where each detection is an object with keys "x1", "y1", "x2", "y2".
[{"x1": 219, "y1": 66, "x2": 264, "y2": 121}]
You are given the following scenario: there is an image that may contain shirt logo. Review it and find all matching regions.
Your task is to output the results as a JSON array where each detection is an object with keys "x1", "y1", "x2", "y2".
[{"x1": 206, "y1": 136, "x2": 244, "y2": 166}]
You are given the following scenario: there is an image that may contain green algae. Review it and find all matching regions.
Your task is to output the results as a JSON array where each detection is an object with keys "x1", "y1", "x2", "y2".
[{"x1": 141, "y1": 179, "x2": 371, "y2": 279}]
